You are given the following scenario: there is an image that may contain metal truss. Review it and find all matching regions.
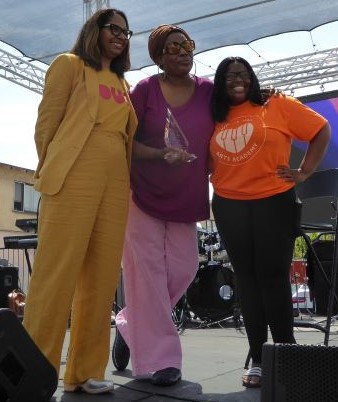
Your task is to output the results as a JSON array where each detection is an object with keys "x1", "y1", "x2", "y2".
[
  {"x1": 254, "y1": 47, "x2": 338, "y2": 94},
  {"x1": 83, "y1": 0, "x2": 111, "y2": 21},
  {"x1": 1, "y1": 46, "x2": 338, "y2": 96},
  {"x1": 0, "y1": 47, "x2": 46, "y2": 94}
]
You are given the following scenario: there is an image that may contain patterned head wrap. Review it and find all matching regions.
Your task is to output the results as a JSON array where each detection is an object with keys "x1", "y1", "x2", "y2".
[{"x1": 148, "y1": 24, "x2": 191, "y2": 67}]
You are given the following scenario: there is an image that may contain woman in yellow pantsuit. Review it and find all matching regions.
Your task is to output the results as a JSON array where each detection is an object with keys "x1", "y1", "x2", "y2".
[{"x1": 23, "y1": 8, "x2": 137, "y2": 395}]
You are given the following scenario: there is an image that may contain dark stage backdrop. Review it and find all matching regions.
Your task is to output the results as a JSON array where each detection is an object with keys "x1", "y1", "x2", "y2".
[
  {"x1": 291, "y1": 90, "x2": 338, "y2": 169},
  {"x1": 292, "y1": 90, "x2": 338, "y2": 227}
]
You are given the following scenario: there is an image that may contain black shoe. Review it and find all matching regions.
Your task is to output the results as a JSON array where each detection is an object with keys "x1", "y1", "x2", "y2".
[
  {"x1": 112, "y1": 328, "x2": 130, "y2": 371},
  {"x1": 151, "y1": 367, "x2": 182, "y2": 386}
]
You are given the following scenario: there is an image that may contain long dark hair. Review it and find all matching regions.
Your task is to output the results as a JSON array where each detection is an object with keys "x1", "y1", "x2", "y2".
[
  {"x1": 71, "y1": 8, "x2": 131, "y2": 77},
  {"x1": 212, "y1": 56, "x2": 265, "y2": 122}
]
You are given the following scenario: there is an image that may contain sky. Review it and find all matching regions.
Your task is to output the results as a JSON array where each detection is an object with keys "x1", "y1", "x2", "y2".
[{"x1": 0, "y1": 21, "x2": 337, "y2": 171}]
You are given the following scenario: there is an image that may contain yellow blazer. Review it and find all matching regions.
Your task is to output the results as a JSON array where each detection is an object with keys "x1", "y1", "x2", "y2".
[{"x1": 34, "y1": 53, "x2": 137, "y2": 195}]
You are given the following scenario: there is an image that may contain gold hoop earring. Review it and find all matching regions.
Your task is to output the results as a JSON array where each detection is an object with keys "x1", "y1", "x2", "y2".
[
  {"x1": 190, "y1": 59, "x2": 196, "y2": 78},
  {"x1": 157, "y1": 65, "x2": 166, "y2": 80}
]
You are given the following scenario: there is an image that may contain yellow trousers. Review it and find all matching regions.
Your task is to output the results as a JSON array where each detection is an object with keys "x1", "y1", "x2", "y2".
[{"x1": 23, "y1": 130, "x2": 129, "y2": 384}]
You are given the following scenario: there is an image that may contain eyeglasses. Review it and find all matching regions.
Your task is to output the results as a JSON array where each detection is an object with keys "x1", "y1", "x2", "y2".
[
  {"x1": 101, "y1": 23, "x2": 133, "y2": 39},
  {"x1": 225, "y1": 71, "x2": 251, "y2": 81},
  {"x1": 163, "y1": 40, "x2": 195, "y2": 55}
]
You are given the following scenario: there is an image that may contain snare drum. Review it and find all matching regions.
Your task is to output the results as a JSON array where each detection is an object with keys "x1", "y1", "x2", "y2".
[{"x1": 187, "y1": 262, "x2": 236, "y2": 322}]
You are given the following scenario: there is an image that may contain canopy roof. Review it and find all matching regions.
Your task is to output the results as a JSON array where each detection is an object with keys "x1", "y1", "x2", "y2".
[{"x1": 1, "y1": 0, "x2": 338, "y2": 70}]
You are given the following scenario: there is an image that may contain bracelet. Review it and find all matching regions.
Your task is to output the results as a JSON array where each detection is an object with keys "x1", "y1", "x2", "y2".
[{"x1": 298, "y1": 167, "x2": 312, "y2": 175}]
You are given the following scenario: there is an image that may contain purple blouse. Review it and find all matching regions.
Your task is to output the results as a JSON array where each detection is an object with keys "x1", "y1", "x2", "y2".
[{"x1": 130, "y1": 75, "x2": 214, "y2": 223}]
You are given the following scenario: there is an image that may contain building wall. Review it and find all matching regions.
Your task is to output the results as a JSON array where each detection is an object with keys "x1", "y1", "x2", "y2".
[
  {"x1": 0, "y1": 162, "x2": 37, "y2": 234},
  {"x1": 0, "y1": 163, "x2": 37, "y2": 293}
]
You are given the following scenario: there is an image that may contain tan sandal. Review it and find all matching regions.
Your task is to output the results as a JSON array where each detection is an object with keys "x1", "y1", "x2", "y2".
[{"x1": 242, "y1": 366, "x2": 262, "y2": 388}]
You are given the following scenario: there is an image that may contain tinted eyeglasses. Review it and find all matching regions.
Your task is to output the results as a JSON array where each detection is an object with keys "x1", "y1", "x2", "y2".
[
  {"x1": 225, "y1": 71, "x2": 251, "y2": 81},
  {"x1": 163, "y1": 40, "x2": 195, "y2": 55},
  {"x1": 101, "y1": 23, "x2": 133, "y2": 39}
]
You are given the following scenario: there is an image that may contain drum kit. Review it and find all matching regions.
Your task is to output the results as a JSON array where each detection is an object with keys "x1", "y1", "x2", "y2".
[
  {"x1": 185, "y1": 229, "x2": 242, "y2": 326},
  {"x1": 197, "y1": 230, "x2": 227, "y2": 264}
]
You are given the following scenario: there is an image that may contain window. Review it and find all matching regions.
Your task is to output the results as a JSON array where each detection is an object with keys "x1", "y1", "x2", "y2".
[{"x1": 14, "y1": 182, "x2": 40, "y2": 213}]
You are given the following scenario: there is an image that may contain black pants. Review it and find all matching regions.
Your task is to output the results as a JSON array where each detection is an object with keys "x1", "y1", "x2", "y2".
[{"x1": 212, "y1": 189, "x2": 299, "y2": 364}]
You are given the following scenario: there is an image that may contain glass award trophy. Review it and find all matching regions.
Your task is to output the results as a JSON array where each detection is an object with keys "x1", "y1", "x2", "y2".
[{"x1": 163, "y1": 108, "x2": 197, "y2": 163}]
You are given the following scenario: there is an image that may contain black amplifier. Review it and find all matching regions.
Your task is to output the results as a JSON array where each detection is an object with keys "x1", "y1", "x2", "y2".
[{"x1": 0, "y1": 266, "x2": 19, "y2": 308}]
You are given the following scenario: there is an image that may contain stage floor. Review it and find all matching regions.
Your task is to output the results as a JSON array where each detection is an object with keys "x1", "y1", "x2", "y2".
[{"x1": 52, "y1": 313, "x2": 338, "y2": 401}]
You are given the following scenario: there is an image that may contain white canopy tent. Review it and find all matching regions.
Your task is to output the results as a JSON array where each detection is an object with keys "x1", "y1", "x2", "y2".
[{"x1": 1, "y1": 0, "x2": 338, "y2": 96}]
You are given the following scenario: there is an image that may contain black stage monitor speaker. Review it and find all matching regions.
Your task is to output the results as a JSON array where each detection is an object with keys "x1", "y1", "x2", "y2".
[
  {"x1": 0, "y1": 308, "x2": 58, "y2": 402},
  {"x1": 261, "y1": 343, "x2": 338, "y2": 402},
  {"x1": 0, "y1": 267, "x2": 19, "y2": 308}
]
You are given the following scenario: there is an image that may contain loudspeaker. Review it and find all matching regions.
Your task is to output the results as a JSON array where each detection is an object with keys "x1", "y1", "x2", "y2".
[
  {"x1": 306, "y1": 239, "x2": 338, "y2": 315},
  {"x1": 261, "y1": 343, "x2": 338, "y2": 402},
  {"x1": 0, "y1": 308, "x2": 58, "y2": 401},
  {"x1": 0, "y1": 267, "x2": 19, "y2": 308}
]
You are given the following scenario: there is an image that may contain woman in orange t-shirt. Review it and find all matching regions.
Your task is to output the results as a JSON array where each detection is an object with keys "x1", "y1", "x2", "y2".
[{"x1": 209, "y1": 56, "x2": 331, "y2": 388}]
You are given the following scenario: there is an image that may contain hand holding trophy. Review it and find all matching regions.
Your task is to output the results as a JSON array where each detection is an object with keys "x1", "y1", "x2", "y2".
[{"x1": 163, "y1": 108, "x2": 197, "y2": 163}]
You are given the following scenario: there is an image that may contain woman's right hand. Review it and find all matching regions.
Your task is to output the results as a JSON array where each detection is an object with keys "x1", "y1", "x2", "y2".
[{"x1": 163, "y1": 147, "x2": 195, "y2": 164}]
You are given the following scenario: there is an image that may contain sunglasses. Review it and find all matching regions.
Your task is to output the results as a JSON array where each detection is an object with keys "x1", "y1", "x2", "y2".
[
  {"x1": 101, "y1": 23, "x2": 133, "y2": 39},
  {"x1": 163, "y1": 40, "x2": 195, "y2": 55},
  {"x1": 225, "y1": 71, "x2": 251, "y2": 81}
]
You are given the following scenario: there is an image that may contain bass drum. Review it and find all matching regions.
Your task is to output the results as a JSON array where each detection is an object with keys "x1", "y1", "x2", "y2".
[{"x1": 187, "y1": 262, "x2": 236, "y2": 322}]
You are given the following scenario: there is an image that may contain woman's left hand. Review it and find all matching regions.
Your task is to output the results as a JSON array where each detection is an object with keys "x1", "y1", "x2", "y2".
[{"x1": 276, "y1": 165, "x2": 309, "y2": 184}]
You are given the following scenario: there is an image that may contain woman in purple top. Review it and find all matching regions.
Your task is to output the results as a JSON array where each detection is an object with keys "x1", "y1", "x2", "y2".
[{"x1": 113, "y1": 24, "x2": 214, "y2": 385}]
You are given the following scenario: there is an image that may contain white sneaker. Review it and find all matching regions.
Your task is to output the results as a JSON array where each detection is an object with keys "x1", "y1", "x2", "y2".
[{"x1": 64, "y1": 378, "x2": 114, "y2": 394}]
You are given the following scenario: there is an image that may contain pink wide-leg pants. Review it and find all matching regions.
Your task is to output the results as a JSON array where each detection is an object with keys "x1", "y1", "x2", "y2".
[{"x1": 116, "y1": 198, "x2": 199, "y2": 376}]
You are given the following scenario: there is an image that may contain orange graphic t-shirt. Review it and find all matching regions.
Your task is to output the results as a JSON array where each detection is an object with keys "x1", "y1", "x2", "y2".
[{"x1": 210, "y1": 96, "x2": 327, "y2": 200}]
